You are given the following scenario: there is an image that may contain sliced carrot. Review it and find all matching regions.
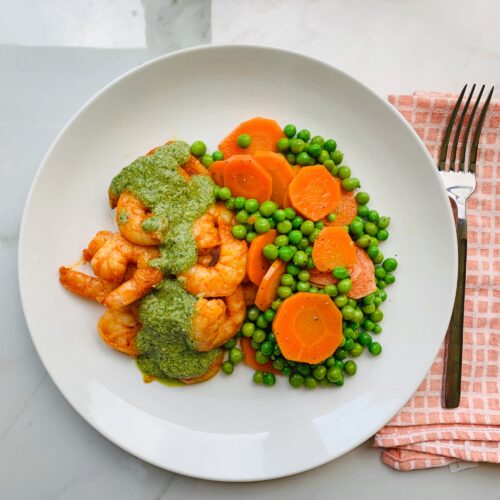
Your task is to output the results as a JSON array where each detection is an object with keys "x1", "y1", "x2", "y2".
[
  {"x1": 347, "y1": 247, "x2": 377, "y2": 299},
  {"x1": 325, "y1": 187, "x2": 358, "y2": 227},
  {"x1": 288, "y1": 165, "x2": 341, "y2": 221},
  {"x1": 246, "y1": 229, "x2": 278, "y2": 286},
  {"x1": 223, "y1": 155, "x2": 273, "y2": 203},
  {"x1": 219, "y1": 117, "x2": 284, "y2": 158},
  {"x1": 282, "y1": 166, "x2": 301, "y2": 208},
  {"x1": 308, "y1": 268, "x2": 337, "y2": 288},
  {"x1": 255, "y1": 259, "x2": 286, "y2": 311},
  {"x1": 312, "y1": 226, "x2": 357, "y2": 272},
  {"x1": 241, "y1": 337, "x2": 280, "y2": 374},
  {"x1": 209, "y1": 160, "x2": 226, "y2": 186},
  {"x1": 252, "y1": 151, "x2": 294, "y2": 206},
  {"x1": 273, "y1": 293, "x2": 343, "y2": 364}
]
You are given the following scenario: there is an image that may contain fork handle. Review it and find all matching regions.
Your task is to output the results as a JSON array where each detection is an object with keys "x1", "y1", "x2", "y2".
[{"x1": 444, "y1": 216, "x2": 467, "y2": 408}]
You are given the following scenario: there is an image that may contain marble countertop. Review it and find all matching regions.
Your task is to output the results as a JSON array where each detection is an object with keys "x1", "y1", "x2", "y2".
[{"x1": 2, "y1": 0, "x2": 499, "y2": 498}]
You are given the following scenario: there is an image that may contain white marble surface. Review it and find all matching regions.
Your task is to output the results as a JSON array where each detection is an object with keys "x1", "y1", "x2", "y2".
[{"x1": 1, "y1": 0, "x2": 500, "y2": 498}]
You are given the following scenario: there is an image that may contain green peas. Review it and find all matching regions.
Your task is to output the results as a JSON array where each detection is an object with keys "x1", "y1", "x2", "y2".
[
  {"x1": 379, "y1": 289, "x2": 388, "y2": 302},
  {"x1": 323, "y1": 139, "x2": 337, "y2": 152},
  {"x1": 296, "y1": 152, "x2": 312, "y2": 166},
  {"x1": 377, "y1": 280, "x2": 386, "y2": 289},
  {"x1": 253, "y1": 370, "x2": 264, "y2": 384},
  {"x1": 263, "y1": 373, "x2": 276, "y2": 386},
  {"x1": 218, "y1": 187, "x2": 232, "y2": 200},
  {"x1": 315, "y1": 221, "x2": 325, "y2": 230},
  {"x1": 283, "y1": 207, "x2": 295, "y2": 220},
  {"x1": 369, "y1": 342, "x2": 382, "y2": 356},
  {"x1": 293, "y1": 251, "x2": 308, "y2": 267},
  {"x1": 273, "y1": 358, "x2": 286, "y2": 371},
  {"x1": 385, "y1": 273, "x2": 396, "y2": 284},
  {"x1": 318, "y1": 150, "x2": 330, "y2": 164},
  {"x1": 290, "y1": 138, "x2": 305, "y2": 154},
  {"x1": 347, "y1": 298, "x2": 357, "y2": 308},
  {"x1": 253, "y1": 329, "x2": 266, "y2": 343},
  {"x1": 201, "y1": 154, "x2": 214, "y2": 167},
  {"x1": 341, "y1": 305, "x2": 355, "y2": 320},
  {"x1": 327, "y1": 366, "x2": 343, "y2": 383},
  {"x1": 286, "y1": 153, "x2": 296, "y2": 165},
  {"x1": 307, "y1": 143, "x2": 322, "y2": 158},
  {"x1": 273, "y1": 209, "x2": 286, "y2": 222},
  {"x1": 260, "y1": 341, "x2": 273, "y2": 356},
  {"x1": 212, "y1": 150, "x2": 224, "y2": 161},
  {"x1": 246, "y1": 231, "x2": 257, "y2": 243},
  {"x1": 383, "y1": 258, "x2": 398, "y2": 272},
  {"x1": 307, "y1": 257, "x2": 315, "y2": 269},
  {"x1": 377, "y1": 229, "x2": 389, "y2": 241},
  {"x1": 378, "y1": 216, "x2": 391, "y2": 229},
  {"x1": 250, "y1": 339, "x2": 260, "y2": 349},
  {"x1": 257, "y1": 201, "x2": 275, "y2": 218},
  {"x1": 367, "y1": 245, "x2": 380, "y2": 260},
  {"x1": 362, "y1": 319, "x2": 375, "y2": 331},
  {"x1": 362, "y1": 303, "x2": 376, "y2": 314},
  {"x1": 286, "y1": 265, "x2": 300, "y2": 277},
  {"x1": 222, "y1": 361, "x2": 234, "y2": 374},
  {"x1": 263, "y1": 309, "x2": 276, "y2": 323},
  {"x1": 236, "y1": 210, "x2": 249, "y2": 223},
  {"x1": 255, "y1": 351, "x2": 269, "y2": 365},
  {"x1": 245, "y1": 198, "x2": 259, "y2": 213},
  {"x1": 300, "y1": 220, "x2": 314, "y2": 235},
  {"x1": 284, "y1": 124, "x2": 297, "y2": 138},
  {"x1": 327, "y1": 212, "x2": 337, "y2": 222},
  {"x1": 305, "y1": 376, "x2": 318, "y2": 389},
  {"x1": 375, "y1": 267, "x2": 386, "y2": 279},
  {"x1": 373, "y1": 252, "x2": 384, "y2": 264},
  {"x1": 237, "y1": 133, "x2": 252, "y2": 148},
  {"x1": 275, "y1": 235, "x2": 289, "y2": 247},
  {"x1": 368, "y1": 210, "x2": 379, "y2": 222},
  {"x1": 372, "y1": 324, "x2": 382, "y2": 334},
  {"x1": 330, "y1": 150, "x2": 344, "y2": 164},
  {"x1": 277, "y1": 286, "x2": 292, "y2": 299},
  {"x1": 289, "y1": 373, "x2": 304, "y2": 388},
  {"x1": 337, "y1": 279, "x2": 352, "y2": 294},
  {"x1": 324, "y1": 284, "x2": 338, "y2": 297},
  {"x1": 280, "y1": 273, "x2": 295, "y2": 286},
  {"x1": 344, "y1": 360, "x2": 357, "y2": 376},
  {"x1": 358, "y1": 332, "x2": 372, "y2": 346},
  {"x1": 271, "y1": 298, "x2": 283, "y2": 310},
  {"x1": 282, "y1": 367, "x2": 292, "y2": 376},
  {"x1": 356, "y1": 235, "x2": 370, "y2": 248},
  {"x1": 297, "y1": 270, "x2": 310, "y2": 282},
  {"x1": 349, "y1": 220, "x2": 364, "y2": 236},
  {"x1": 254, "y1": 218, "x2": 271, "y2": 234},
  {"x1": 357, "y1": 205, "x2": 369, "y2": 218},
  {"x1": 225, "y1": 198, "x2": 235, "y2": 210},
  {"x1": 342, "y1": 178, "x2": 359, "y2": 191},
  {"x1": 229, "y1": 347, "x2": 243, "y2": 364},
  {"x1": 256, "y1": 315, "x2": 269, "y2": 329},
  {"x1": 231, "y1": 225, "x2": 247, "y2": 239},
  {"x1": 292, "y1": 216, "x2": 304, "y2": 229},
  {"x1": 304, "y1": 246, "x2": 312, "y2": 256},
  {"x1": 297, "y1": 129, "x2": 311, "y2": 142},
  {"x1": 308, "y1": 229, "x2": 321, "y2": 243},
  {"x1": 332, "y1": 267, "x2": 349, "y2": 279},
  {"x1": 296, "y1": 281, "x2": 311, "y2": 292},
  {"x1": 312, "y1": 365, "x2": 327, "y2": 380},
  {"x1": 190, "y1": 140, "x2": 207, "y2": 157},
  {"x1": 288, "y1": 230, "x2": 303, "y2": 245},
  {"x1": 296, "y1": 364, "x2": 311, "y2": 376},
  {"x1": 334, "y1": 294, "x2": 348, "y2": 308},
  {"x1": 247, "y1": 306, "x2": 260, "y2": 321},
  {"x1": 242, "y1": 322, "x2": 255, "y2": 337},
  {"x1": 343, "y1": 338, "x2": 354, "y2": 351},
  {"x1": 370, "y1": 309, "x2": 384, "y2": 323},
  {"x1": 355, "y1": 192, "x2": 369, "y2": 205},
  {"x1": 277, "y1": 220, "x2": 292, "y2": 234},
  {"x1": 323, "y1": 159, "x2": 335, "y2": 172},
  {"x1": 234, "y1": 196, "x2": 246, "y2": 210},
  {"x1": 224, "y1": 338, "x2": 237, "y2": 350},
  {"x1": 309, "y1": 135, "x2": 323, "y2": 146},
  {"x1": 373, "y1": 296, "x2": 382, "y2": 307},
  {"x1": 278, "y1": 246, "x2": 294, "y2": 262},
  {"x1": 364, "y1": 222, "x2": 378, "y2": 236},
  {"x1": 350, "y1": 342, "x2": 364, "y2": 357},
  {"x1": 309, "y1": 286, "x2": 319, "y2": 293},
  {"x1": 338, "y1": 165, "x2": 351, "y2": 179},
  {"x1": 276, "y1": 137, "x2": 290, "y2": 153}
]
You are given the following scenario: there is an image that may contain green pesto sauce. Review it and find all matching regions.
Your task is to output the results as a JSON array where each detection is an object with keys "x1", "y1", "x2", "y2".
[
  {"x1": 109, "y1": 141, "x2": 215, "y2": 274},
  {"x1": 135, "y1": 280, "x2": 220, "y2": 380}
]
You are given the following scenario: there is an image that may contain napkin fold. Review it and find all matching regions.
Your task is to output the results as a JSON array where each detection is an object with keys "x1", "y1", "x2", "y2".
[{"x1": 373, "y1": 91, "x2": 500, "y2": 471}]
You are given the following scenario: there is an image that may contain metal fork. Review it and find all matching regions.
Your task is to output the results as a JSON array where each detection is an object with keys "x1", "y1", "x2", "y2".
[{"x1": 438, "y1": 84, "x2": 494, "y2": 408}]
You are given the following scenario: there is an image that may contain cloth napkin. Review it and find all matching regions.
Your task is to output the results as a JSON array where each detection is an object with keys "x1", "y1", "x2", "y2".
[{"x1": 373, "y1": 91, "x2": 500, "y2": 471}]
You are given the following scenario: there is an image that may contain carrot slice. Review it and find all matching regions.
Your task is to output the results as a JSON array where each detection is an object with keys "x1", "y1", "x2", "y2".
[
  {"x1": 288, "y1": 165, "x2": 341, "y2": 221},
  {"x1": 282, "y1": 166, "x2": 301, "y2": 208},
  {"x1": 223, "y1": 155, "x2": 273, "y2": 203},
  {"x1": 312, "y1": 226, "x2": 357, "y2": 272},
  {"x1": 219, "y1": 117, "x2": 284, "y2": 159},
  {"x1": 347, "y1": 247, "x2": 377, "y2": 299},
  {"x1": 255, "y1": 259, "x2": 286, "y2": 311},
  {"x1": 252, "y1": 151, "x2": 294, "y2": 206},
  {"x1": 246, "y1": 229, "x2": 278, "y2": 286},
  {"x1": 325, "y1": 188, "x2": 358, "y2": 227},
  {"x1": 273, "y1": 293, "x2": 343, "y2": 364},
  {"x1": 308, "y1": 268, "x2": 337, "y2": 288},
  {"x1": 209, "y1": 160, "x2": 226, "y2": 186},
  {"x1": 241, "y1": 337, "x2": 280, "y2": 374}
]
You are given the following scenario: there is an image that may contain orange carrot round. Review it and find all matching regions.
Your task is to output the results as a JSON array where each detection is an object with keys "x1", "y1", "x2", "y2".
[
  {"x1": 219, "y1": 117, "x2": 284, "y2": 158},
  {"x1": 252, "y1": 151, "x2": 294, "y2": 206},
  {"x1": 325, "y1": 187, "x2": 358, "y2": 227},
  {"x1": 282, "y1": 166, "x2": 301, "y2": 208},
  {"x1": 312, "y1": 226, "x2": 357, "y2": 272},
  {"x1": 288, "y1": 165, "x2": 341, "y2": 221},
  {"x1": 209, "y1": 160, "x2": 226, "y2": 186},
  {"x1": 246, "y1": 229, "x2": 278, "y2": 286},
  {"x1": 223, "y1": 155, "x2": 273, "y2": 203},
  {"x1": 308, "y1": 268, "x2": 337, "y2": 288},
  {"x1": 347, "y1": 247, "x2": 377, "y2": 299},
  {"x1": 255, "y1": 259, "x2": 286, "y2": 311},
  {"x1": 241, "y1": 337, "x2": 280, "y2": 374},
  {"x1": 273, "y1": 293, "x2": 343, "y2": 364}
]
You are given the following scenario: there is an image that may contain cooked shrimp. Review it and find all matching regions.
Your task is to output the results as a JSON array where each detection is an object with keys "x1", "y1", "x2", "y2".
[
  {"x1": 192, "y1": 203, "x2": 236, "y2": 253},
  {"x1": 181, "y1": 351, "x2": 224, "y2": 384},
  {"x1": 190, "y1": 286, "x2": 245, "y2": 351},
  {"x1": 59, "y1": 266, "x2": 117, "y2": 304},
  {"x1": 180, "y1": 218, "x2": 247, "y2": 297},
  {"x1": 97, "y1": 305, "x2": 140, "y2": 356},
  {"x1": 83, "y1": 230, "x2": 113, "y2": 261},
  {"x1": 241, "y1": 281, "x2": 258, "y2": 306},
  {"x1": 116, "y1": 191, "x2": 161, "y2": 246},
  {"x1": 183, "y1": 155, "x2": 210, "y2": 177}
]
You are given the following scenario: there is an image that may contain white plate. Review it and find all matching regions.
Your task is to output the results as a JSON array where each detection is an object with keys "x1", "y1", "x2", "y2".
[{"x1": 18, "y1": 45, "x2": 456, "y2": 481}]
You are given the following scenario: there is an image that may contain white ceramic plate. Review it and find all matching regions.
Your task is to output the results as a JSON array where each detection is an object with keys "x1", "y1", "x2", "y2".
[{"x1": 19, "y1": 45, "x2": 456, "y2": 481}]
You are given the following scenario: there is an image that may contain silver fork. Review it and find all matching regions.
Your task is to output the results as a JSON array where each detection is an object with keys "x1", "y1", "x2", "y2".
[{"x1": 438, "y1": 84, "x2": 494, "y2": 408}]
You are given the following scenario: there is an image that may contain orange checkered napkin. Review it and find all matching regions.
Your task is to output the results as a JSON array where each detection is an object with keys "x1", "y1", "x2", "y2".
[{"x1": 373, "y1": 92, "x2": 500, "y2": 471}]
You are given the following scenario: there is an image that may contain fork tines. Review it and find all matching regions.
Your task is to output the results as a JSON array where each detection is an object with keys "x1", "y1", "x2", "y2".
[{"x1": 438, "y1": 84, "x2": 494, "y2": 173}]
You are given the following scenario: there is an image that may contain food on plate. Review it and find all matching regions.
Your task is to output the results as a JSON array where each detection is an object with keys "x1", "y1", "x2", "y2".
[{"x1": 59, "y1": 117, "x2": 397, "y2": 388}]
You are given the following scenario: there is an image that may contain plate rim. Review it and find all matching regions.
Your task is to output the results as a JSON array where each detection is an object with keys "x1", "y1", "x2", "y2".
[{"x1": 18, "y1": 43, "x2": 458, "y2": 481}]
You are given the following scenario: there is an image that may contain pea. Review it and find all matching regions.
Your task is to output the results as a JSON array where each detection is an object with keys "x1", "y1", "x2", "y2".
[
  {"x1": 277, "y1": 246, "x2": 293, "y2": 262},
  {"x1": 308, "y1": 229, "x2": 321, "y2": 243},
  {"x1": 369, "y1": 237, "x2": 379, "y2": 247},
  {"x1": 253, "y1": 370, "x2": 264, "y2": 384},
  {"x1": 323, "y1": 159, "x2": 335, "y2": 172},
  {"x1": 296, "y1": 152, "x2": 312, "y2": 166},
  {"x1": 303, "y1": 376, "x2": 317, "y2": 389},
  {"x1": 342, "y1": 178, "x2": 358, "y2": 191},
  {"x1": 286, "y1": 153, "x2": 297, "y2": 165},
  {"x1": 291, "y1": 216, "x2": 304, "y2": 229},
  {"x1": 341, "y1": 305, "x2": 355, "y2": 320},
  {"x1": 299, "y1": 220, "x2": 314, "y2": 235},
  {"x1": 259, "y1": 341, "x2": 273, "y2": 356},
  {"x1": 296, "y1": 281, "x2": 311, "y2": 292},
  {"x1": 255, "y1": 351, "x2": 269, "y2": 365},
  {"x1": 379, "y1": 289, "x2": 388, "y2": 302},
  {"x1": 229, "y1": 347, "x2": 243, "y2": 364},
  {"x1": 375, "y1": 267, "x2": 386, "y2": 280},
  {"x1": 358, "y1": 332, "x2": 372, "y2": 346},
  {"x1": 190, "y1": 140, "x2": 206, "y2": 157},
  {"x1": 369, "y1": 342, "x2": 382, "y2": 356},
  {"x1": 307, "y1": 258, "x2": 315, "y2": 269},
  {"x1": 273, "y1": 209, "x2": 286, "y2": 222},
  {"x1": 218, "y1": 187, "x2": 231, "y2": 201},
  {"x1": 253, "y1": 329, "x2": 266, "y2": 343},
  {"x1": 309, "y1": 286, "x2": 319, "y2": 293},
  {"x1": 212, "y1": 150, "x2": 224, "y2": 161},
  {"x1": 357, "y1": 205, "x2": 369, "y2": 218},
  {"x1": 321, "y1": 284, "x2": 336, "y2": 297},
  {"x1": 304, "y1": 246, "x2": 312, "y2": 256},
  {"x1": 273, "y1": 358, "x2": 286, "y2": 371},
  {"x1": 237, "y1": 133, "x2": 252, "y2": 148},
  {"x1": 319, "y1": 137, "x2": 335, "y2": 152},
  {"x1": 281, "y1": 366, "x2": 292, "y2": 376},
  {"x1": 222, "y1": 361, "x2": 234, "y2": 374},
  {"x1": 354, "y1": 235, "x2": 370, "y2": 250},
  {"x1": 338, "y1": 165, "x2": 351, "y2": 179},
  {"x1": 246, "y1": 231, "x2": 257, "y2": 243},
  {"x1": 374, "y1": 296, "x2": 382, "y2": 306},
  {"x1": 337, "y1": 279, "x2": 352, "y2": 294},
  {"x1": 318, "y1": 150, "x2": 330, "y2": 164},
  {"x1": 344, "y1": 360, "x2": 357, "y2": 376},
  {"x1": 276, "y1": 137, "x2": 290, "y2": 153},
  {"x1": 377, "y1": 229, "x2": 389, "y2": 241},
  {"x1": 381, "y1": 257, "x2": 397, "y2": 272},
  {"x1": 384, "y1": 273, "x2": 396, "y2": 286},
  {"x1": 257, "y1": 200, "x2": 275, "y2": 217},
  {"x1": 256, "y1": 315, "x2": 268, "y2": 329},
  {"x1": 372, "y1": 324, "x2": 382, "y2": 335},
  {"x1": 236, "y1": 210, "x2": 249, "y2": 224},
  {"x1": 343, "y1": 338, "x2": 354, "y2": 351},
  {"x1": 289, "y1": 373, "x2": 304, "y2": 388},
  {"x1": 294, "y1": 270, "x2": 309, "y2": 282},
  {"x1": 370, "y1": 309, "x2": 384, "y2": 323},
  {"x1": 231, "y1": 225, "x2": 247, "y2": 239},
  {"x1": 263, "y1": 373, "x2": 276, "y2": 386},
  {"x1": 276, "y1": 220, "x2": 291, "y2": 234},
  {"x1": 332, "y1": 267, "x2": 349, "y2": 279},
  {"x1": 277, "y1": 286, "x2": 292, "y2": 299},
  {"x1": 285, "y1": 265, "x2": 299, "y2": 277},
  {"x1": 273, "y1": 236, "x2": 287, "y2": 249},
  {"x1": 364, "y1": 221, "x2": 379, "y2": 236},
  {"x1": 377, "y1": 280, "x2": 386, "y2": 290},
  {"x1": 293, "y1": 251, "x2": 308, "y2": 267},
  {"x1": 284, "y1": 124, "x2": 296, "y2": 138},
  {"x1": 366, "y1": 245, "x2": 379, "y2": 261},
  {"x1": 362, "y1": 303, "x2": 376, "y2": 314},
  {"x1": 334, "y1": 294, "x2": 348, "y2": 308},
  {"x1": 355, "y1": 192, "x2": 369, "y2": 205},
  {"x1": 279, "y1": 274, "x2": 294, "y2": 287},
  {"x1": 290, "y1": 138, "x2": 305, "y2": 154},
  {"x1": 254, "y1": 218, "x2": 271, "y2": 234},
  {"x1": 368, "y1": 210, "x2": 379, "y2": 223},
  {"x1": 199, "y1": 154, "x2": 213, "y2": 168},
  {"x1": 327, "y1": 213, "x2": 337, "y2": 222},
  {"x1": 250, "y1": 339, "x2": 260, "y2": 349},
  {"x1": 244, "y1": 198, "x2": 259, "y2": 213},
  {"x1": 327, "y1": 366, "x2": 343, "y2": 383},
  {"x1": 373, "y1": 252, "x2": 384, "y2": 264},
  {"x1": 283, "y1": 231, "x2": 300, "y2": 247},
  {"x1": 271, "y1": 298, "x2": 283, "y2": 311},
  {"x1": 362, "y1": 319, "x2": 374, "y2": 332},
  {"x1": 242, "y1": 322, "x2": 255, "y2": 338},
  {"x1": 330, "y1": 150, "x2": 344, "y2": 164},
  {"x1": 349, "y1": 220, "x2": 364, "y2": 236},
  {"x1": 378, "y1": 216, "x2": 391, "y2": 229},
  {"x1": 297, "y1": 129, "x2": 311, "y2": 142},
  {"x1": 350, "y1": 342, "x2": 364, "y2": 357},
  {"x1": 307, "y1": 143, "x2": 322, "y2": 158}
]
